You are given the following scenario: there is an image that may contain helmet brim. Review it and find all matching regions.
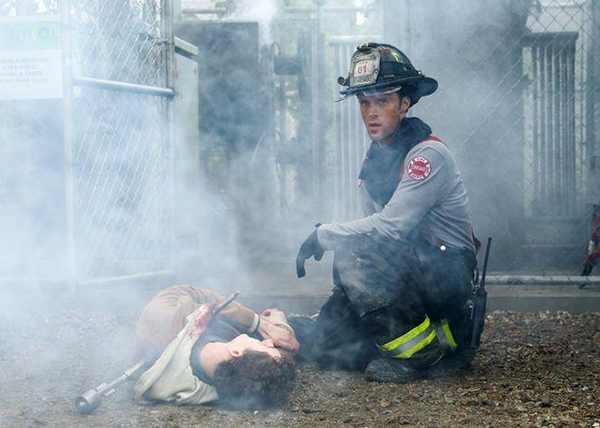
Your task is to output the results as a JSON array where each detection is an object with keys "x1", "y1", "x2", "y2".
[{"x1": 340, "y1": 76, "x2": 438, "y2": 99}]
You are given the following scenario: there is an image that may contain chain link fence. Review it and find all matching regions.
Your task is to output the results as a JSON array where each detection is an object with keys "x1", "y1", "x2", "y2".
[
  {"x1": 71, "y1": 89, "x2": 171, "y2": 280},
  {"x1": 67, "y1": 0, "x2": 174, "y2": 282},
  {"x1": 410, "y1": 0, "x2": 599, "y2": 273},
  {"x1": 70, "y1": 0, "x2": 168, "y2": 86},
  {"x1": 4, "y1": 0, "x2": 600, "y2": 286},
  {"x1": 0, "y1": 0, "x2": 175, "y2": 285}
]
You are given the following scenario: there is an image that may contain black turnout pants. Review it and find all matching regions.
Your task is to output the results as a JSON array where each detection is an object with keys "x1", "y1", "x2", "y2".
[{"x1": 311, "y1": 233, "x2": 476, "y2": 371}]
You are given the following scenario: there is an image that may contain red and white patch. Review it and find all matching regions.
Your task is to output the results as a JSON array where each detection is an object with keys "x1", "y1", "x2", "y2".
[{"x1": 407, "y1": 156, "x2": 431, "y2": 181}]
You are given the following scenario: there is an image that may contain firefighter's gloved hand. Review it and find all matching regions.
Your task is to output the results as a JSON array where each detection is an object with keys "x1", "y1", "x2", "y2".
[{"x1": 296, "y1": 226, "x2": 325, "y2": 278}]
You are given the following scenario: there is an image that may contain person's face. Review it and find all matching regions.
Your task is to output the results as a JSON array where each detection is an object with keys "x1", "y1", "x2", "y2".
[
  {"x1": 227, "y1": 334, "x2": 282, "y2": 360},
  {"x1": 358, "y1": 92, "x2": 410, "y2": 146}
]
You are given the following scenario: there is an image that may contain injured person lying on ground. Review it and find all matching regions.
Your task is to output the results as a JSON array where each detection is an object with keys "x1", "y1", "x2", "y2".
[{"x1": 134, "y1": 285, "x2": 299, "y2": 409}]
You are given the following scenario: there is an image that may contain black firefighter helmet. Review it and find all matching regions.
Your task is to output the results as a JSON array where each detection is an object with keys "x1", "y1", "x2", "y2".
[{"x1": 337, "y1": 42, "x2": 438, "y2": 105}]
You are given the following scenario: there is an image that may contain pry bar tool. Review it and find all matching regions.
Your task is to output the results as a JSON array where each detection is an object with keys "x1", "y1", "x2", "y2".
[{"x1": 74, "y1": 359, "x2": 146, "y2": 415}]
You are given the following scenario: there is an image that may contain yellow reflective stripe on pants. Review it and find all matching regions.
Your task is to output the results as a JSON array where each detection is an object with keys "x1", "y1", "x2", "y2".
[
  {"x1": 377, "y1": 316, "x2": 437, "y2": 359},
  {"x1": 435, "y1": 318, "x2": 457, "y2": 354},
  {"x1": 377, "y1": 317, "x2": 457, "y2": 359}
]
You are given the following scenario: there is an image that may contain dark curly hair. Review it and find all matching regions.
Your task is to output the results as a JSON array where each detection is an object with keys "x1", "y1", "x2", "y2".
[{"x1": 212, "y1": 350, "x2": 296, "y2": 409}]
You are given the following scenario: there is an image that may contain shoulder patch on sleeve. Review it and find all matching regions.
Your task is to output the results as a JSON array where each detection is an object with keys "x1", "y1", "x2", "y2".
[{"x1": 407, "y1": 156, "x2": 431, "y2": 181}]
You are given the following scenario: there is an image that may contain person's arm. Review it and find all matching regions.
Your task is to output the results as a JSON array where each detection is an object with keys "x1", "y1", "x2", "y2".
[
  {"x1": 137, "y1": 286, "x2": 299, "y2": 360},
  {"x1": 196, "y1": 290, "x2": 299, "y2": 351},
  {"x1": 317, "y1": 144, "x2": 451, "y2": 250},
  {"x1": 136, "y1": 285, "x2": 259, "y2": 361},
  {"x1": 257, "y1": 309, "x2": 300, "y2": 353},
  {"x1": 188, "y1": 288, "x2": 259, "y2": 333}
]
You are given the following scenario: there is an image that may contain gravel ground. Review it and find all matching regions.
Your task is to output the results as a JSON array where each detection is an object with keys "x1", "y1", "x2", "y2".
[{"x1": 0, "y1": 308, "x2": 599, "y2": 427}]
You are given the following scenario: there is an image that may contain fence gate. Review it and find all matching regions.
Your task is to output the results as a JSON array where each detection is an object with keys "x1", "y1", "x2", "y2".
[{"x1": 64, "y1": 0, "x2": 175, "y2": 287}]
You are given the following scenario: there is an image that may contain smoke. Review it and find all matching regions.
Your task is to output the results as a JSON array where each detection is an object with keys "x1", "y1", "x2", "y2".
[
  {"x1": 0, "y1": 0, "x2": 584, "y2": 324},
  {"x1": 1, "y1": 1, "x2": 595, "y2": 423},
  {"x1": 0, "y1": 0, "x2": 566, "y2": 306},
  {"x1": 229, "y1": 0, "x2": 279, "y2": 23},
  {"x1": 190, "y1": 0, "x2": 280, "y2": 46},
  {"x1": 405, "y1": 0, "x2": 552, "y2": 270}
]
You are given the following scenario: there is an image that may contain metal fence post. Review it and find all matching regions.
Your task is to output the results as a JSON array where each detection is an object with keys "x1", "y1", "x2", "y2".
[
  {"x1": 314, "y1": 0, "x2": 325, "y2": 220},
  {"x1": 60, "y1": 0, "x2": 78, "y2": 293},
  {"x1": 165, "y1": 0, "x2": 176, "y2": 278}
]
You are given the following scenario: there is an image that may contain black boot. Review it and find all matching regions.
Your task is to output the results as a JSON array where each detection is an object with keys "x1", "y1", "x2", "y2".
[{"x1": 364, "y1": 358, "x2": 424, "y2": 383}]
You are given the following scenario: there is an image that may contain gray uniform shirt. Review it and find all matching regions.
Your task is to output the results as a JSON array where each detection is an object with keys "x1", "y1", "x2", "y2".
[{"x1": 318, "y1": 139, "x2": 475, "y2": 253}]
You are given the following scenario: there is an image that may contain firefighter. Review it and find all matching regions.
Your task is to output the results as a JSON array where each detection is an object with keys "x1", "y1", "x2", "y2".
[{"x1": 296, "y1": 43, "x2": 479, "y2": 383}]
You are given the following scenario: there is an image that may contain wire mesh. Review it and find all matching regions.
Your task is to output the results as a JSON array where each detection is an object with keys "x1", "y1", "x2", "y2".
[
  {"x1": 69, "y1": 0, "x2": 167, "y2": 87},
  {"x1": 67, "y1": 0, "x2": 172, "y2": 280},
  {"x1": 72, "y1": 88, "x2": 169, "y2": 279}
]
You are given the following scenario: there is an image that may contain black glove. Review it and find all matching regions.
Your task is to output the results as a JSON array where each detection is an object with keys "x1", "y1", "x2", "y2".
[{"x1": 296, "y1": 225, "x2": 325, "y2": 278}]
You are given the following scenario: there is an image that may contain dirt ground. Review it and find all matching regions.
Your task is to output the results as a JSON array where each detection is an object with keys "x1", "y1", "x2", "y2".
[{"x1": 0, "y1": 308, "x2": 599, "y2": 428}]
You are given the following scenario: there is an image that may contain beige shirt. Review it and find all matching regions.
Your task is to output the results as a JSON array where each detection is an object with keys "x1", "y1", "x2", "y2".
[{"x1": 135, "y1": 305, "x2": 220, "y2": 404}]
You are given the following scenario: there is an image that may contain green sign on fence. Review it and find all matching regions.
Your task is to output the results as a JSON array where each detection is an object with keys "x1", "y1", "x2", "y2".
[{"x1": 0, "y1": 15, "x2": 63, "y2": 100}]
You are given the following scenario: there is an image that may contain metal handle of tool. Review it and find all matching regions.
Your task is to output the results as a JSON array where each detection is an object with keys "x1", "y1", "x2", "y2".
[
  {"x1": 75, "y1": 359, "x2": 146, "y2": 414},
  {"x1": 470, "y1": 237, "x2": 492, "y2": 348}
]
